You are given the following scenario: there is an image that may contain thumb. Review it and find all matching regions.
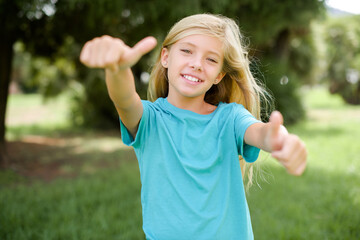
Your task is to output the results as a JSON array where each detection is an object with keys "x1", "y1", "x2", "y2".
[
  {"x1": 121, "y1": 36, "x2": 157, "y2": 67},
  {"x1": 269, "y1": 111, "x2": 284, "y2": 151}
]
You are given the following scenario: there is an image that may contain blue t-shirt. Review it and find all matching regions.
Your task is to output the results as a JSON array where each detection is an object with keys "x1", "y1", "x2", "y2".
[{"x1": 120, "y1": 98, "x2": 261, "y2": 240}]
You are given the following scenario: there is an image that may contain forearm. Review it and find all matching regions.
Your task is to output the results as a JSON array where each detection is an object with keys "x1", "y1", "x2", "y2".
[
  {"x1": 245, "y1": 123, "x2": 271, "y2": 152},
  {"x1": 245, "y1": 122, "x2": 288, "y2": 152},
  {"x1": 259, "y1": 123, "x2": 288, "y2": 152},
  {"x1": 105, "y1": 67, "x2": 140, "y2": 110}
]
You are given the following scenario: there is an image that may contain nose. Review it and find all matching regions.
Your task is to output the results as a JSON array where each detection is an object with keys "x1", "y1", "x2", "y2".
[{"x1": 189, "y1": 57, "x2": 202, "y2": 71}]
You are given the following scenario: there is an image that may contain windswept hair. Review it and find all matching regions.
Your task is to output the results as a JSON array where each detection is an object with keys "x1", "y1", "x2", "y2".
[{"x1": 147, "y1": 14, "x2": 271, "y2": 188}]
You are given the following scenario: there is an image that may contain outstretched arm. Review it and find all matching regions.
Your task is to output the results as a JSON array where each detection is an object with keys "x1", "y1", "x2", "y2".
[
  {"x1": 244, "y1": 111, "x2": 307, "y2": 176},
  {"x1": 80, "y1": 35, "x2": 157, "y2": 137}
]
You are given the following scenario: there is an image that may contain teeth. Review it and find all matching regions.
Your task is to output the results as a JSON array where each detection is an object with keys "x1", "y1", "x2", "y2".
[{"x1": 183, "y1": 75, "x2": 201, "y2": 82}]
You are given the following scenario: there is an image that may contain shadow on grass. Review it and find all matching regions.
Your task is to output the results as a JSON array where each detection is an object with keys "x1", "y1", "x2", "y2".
[
  {"x1": 0, "y1": 127, "x2": 146, "y2": 240},
  {"x1": 248, "y1": 163, "x2": 360, "y2": 240},
  {"x1": 0, "y1": 157, "x2": 144, "y2": 240},
  {"x1": 2, "y1": 130, "x2": 137, "y2": 185}
]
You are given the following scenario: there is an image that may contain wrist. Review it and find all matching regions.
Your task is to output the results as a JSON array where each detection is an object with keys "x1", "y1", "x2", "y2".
[{"x1": 105, "y1": 66, "x2": 131, "y2": 76}]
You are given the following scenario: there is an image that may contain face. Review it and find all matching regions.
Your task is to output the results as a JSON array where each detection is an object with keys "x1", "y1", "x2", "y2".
[{"x1": 161, "y1": 34, "x2": 225, "y2": 102}]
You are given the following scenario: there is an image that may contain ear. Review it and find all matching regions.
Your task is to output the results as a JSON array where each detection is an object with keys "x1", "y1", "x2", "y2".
[
  {"x1": 214, "y1": 72, "x2": 226, "y2": 85},
  {"x1": 161, "y1": 47, "x2": 169, "y2": 68}
]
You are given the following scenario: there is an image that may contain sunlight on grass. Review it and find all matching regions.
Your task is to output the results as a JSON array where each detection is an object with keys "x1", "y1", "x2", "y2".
[
  {"x1": 302, "y1": 85, "x2": 346, "y2": 109},
  {"x1": 6, "y1": 93, "x2": 70, "y2": 127},
  {"x1": 6, "y1": 93, "x2": 72, "y2": 141}
]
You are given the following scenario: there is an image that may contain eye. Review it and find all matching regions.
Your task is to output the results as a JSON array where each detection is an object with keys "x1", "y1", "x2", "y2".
[
  {"x1": 207, "y1": 58, "x2": 218, "y2": 63},
  {"x1": 180, "y1": 49, "x2": 191, "y2": 54}
]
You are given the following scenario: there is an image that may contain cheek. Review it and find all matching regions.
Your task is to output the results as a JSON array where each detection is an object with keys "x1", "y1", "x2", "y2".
[
  {"x1": 167, "y1": 57, "x2": 184, "y2": 74},
  {"x1": 208, "y1": 66, "x2": 222, "y2": 78},
  {"x1": 166, "y1": 62, "x2": 179, "y2": 81}
]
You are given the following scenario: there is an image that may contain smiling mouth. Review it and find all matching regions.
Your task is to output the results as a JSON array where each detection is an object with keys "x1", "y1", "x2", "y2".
[{"x1": 182, "y1": 74, "x2": 203, "y2": 83}]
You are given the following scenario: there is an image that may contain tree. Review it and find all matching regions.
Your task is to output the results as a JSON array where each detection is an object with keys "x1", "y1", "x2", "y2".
[
  {"x1": 68, "y1": 0, "x2": 326, "y2": 125},
  {"x1": 0, "y1": 0, "x2": 325, "y2": 165},
  {"x1": 0, "y1": 0, "x2": 55, "y2": 165},
  {"x1": 325, "y1": 15, "x2": 360, "y2": 104},
  {"x1": 227, "y1": 0, "x2": 325, "y2": 123},
  {"x1": 1, "y1": 0, "x2": 140, "y2": 164},
  {"x1": 0, "y1": 0, "x2": 123, "y2": 165}
]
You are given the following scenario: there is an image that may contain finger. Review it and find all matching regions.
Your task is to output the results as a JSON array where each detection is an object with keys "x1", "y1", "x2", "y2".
[
  {"x1": 132, "y1": 36, "x2": 158, "y2": 56},
  {"x1": 273, "y1": 137, "x2": 307, "y2": 175},
  {"x1": 269, "y1": 111, "x2": 283, "y2": 132},
  {"x1": 271, "y1": 149, "x2": 283, "y2": 161},
  {"x1": 293, "y1": 158, "x2": 307, "y2": 176},
  {"x1": 95, "y1": 38, "x2": 108, "y2": 67},
  {"x1": 80, "y1": 41, "x2": 91, "y2": 65},
  {"x1": 285, "y1": 152, "x2": 307, "y2": 176},
  {"x1": 105, "y1": 39, "x2": 124, "y2": 64},
  {"x1": 272, "y1": 134, "x2": 300, "y2": 161},
  {"x1": 105, "y1": 39, "x2": 127, "y2": 72},
  {"x1": 121, "y1": 36, "x2": 157, "y2": 66},
  {"x1": 269, "y1": 111, "x2": 284, "y2": 150},
  {"x1": 104, "y1": 39, "x2": 126, "y2": 72},
  {"x1": 87, "y1": 37, "x2": 102, "y2": 67},
  {"x1": 284, "y1": 146, "x2": 306, "y2": 172}
]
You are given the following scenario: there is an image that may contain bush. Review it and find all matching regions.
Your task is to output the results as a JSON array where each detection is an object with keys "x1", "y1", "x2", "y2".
[
  {"x1": 325, "y1": 15, "x2": 360, "y2": 104},
  {"x1": 257, "y1": 57, "x2": 305, "y2": 125},
  {"x1": 69, "y1": 69, "x2": 119, "y2": 129}
]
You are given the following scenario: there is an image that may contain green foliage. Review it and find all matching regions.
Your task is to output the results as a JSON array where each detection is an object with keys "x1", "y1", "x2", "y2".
[
  {"x1": 258, "y1": 57, "x2": 305, "y2": 124},
  {"x1": 324, "y1": 15, "x2": 360, "y2": 104},
  {"x1": 5, "y1": 0, "x2": 326, "y2": 129},
  {"x1": 224, "y1": 0, "x2": 326, "y2": 46},
  {"x1": 13, "y1": 41, "x2": 76, "y2": 96},
  {"x1": 289, "y1": 33, "x2": 319, "y2": 85},
  {"x1": 69, "y1": 69, "x2": 119, "y2": 128}
]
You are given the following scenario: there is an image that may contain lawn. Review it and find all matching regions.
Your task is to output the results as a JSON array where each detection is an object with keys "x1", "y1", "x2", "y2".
[{"x1": 1, "y1": 87, "x2": 359, "y2": 239}]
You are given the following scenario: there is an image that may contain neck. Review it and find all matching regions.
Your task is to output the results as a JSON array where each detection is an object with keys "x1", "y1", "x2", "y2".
[
  {"x1": 167, "y1": 94, "x2": 204, "y2": 112},
  {"x1": 167, "y1": 94, "x2": 216, "y2": 115}
]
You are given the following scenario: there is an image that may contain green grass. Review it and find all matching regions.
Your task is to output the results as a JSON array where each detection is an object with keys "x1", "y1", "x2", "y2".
[
  {"x1": 1, "y1": 87, "x2": 360, "y2": 239},
  {"x1": 6, "y1": 93, "x2": 70, "y2": 126},
  {"x1": 248, "y1": 86, "x2": 360, "y2": 239},
  {"x1": 0, "y1": 166, "x2": 144, "y2": 240},
  {"x1": 5, "y1": 93, "x2": 72, "y2": 140}
]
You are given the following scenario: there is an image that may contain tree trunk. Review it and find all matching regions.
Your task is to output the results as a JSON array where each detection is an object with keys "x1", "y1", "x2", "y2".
[
  {"x1": 273, "y1": 29, "x2": 291, "y2": 60},
  {"x1": 0, "y1": 36, "x2": 14, "y2": 167}
]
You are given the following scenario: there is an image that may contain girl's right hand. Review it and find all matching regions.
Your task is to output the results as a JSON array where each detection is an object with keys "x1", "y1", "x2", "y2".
[{"x1": 80, "y1": 35, "x2": 157, "y2": 72}]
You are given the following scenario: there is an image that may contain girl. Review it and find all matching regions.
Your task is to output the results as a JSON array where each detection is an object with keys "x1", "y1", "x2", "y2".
[{"x1": 80, "y1": 14, "x2": 307, "y2": 240}]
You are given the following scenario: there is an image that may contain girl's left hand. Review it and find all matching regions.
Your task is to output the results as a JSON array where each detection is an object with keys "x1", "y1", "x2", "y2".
[{"x1": 267, "y1": 111, "x2": 307, "y2": 176}]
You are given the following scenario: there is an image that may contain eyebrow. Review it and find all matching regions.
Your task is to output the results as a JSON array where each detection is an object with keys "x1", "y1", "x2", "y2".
[{"x1": 179, "y1": 42, "x2": 222, "y2": 58}]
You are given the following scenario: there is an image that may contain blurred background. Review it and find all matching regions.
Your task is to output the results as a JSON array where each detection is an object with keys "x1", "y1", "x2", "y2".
[{"x1": 1, "y1": 0, "x2": 359, "y2": 239}]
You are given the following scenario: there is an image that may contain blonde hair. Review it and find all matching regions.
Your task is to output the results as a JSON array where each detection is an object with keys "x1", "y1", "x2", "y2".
[{"x1": 147, "y1": 13, "x2": 270, "y2": 188}]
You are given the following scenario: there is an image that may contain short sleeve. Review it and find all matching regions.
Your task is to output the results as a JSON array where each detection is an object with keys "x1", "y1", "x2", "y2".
[
  {"x1": 120, "y1": 100, "x2": 151, "y2": 149},
  {"x1": 233, "y1": 104, "x2": 261, "y2": 163}
]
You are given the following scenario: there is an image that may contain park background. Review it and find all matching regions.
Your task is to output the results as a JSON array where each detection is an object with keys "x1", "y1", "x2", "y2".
[{"x1": 1, "y1": 0, "x2": 360, "y2": 239}]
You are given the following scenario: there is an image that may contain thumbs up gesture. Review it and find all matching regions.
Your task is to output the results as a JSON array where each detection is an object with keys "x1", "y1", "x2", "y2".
[
  {"x1": 80, "y1": 35, "x2": 157, "y2": 72},
  {"x1": 267, "y1": 111, "x2": 307, "y2": 176}
]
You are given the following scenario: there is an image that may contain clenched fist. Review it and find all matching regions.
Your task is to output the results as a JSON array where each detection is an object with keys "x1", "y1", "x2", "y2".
[
  {"x1": 267, "y1": 111, "x2": 307, "y2": 176},
  {"x1": 80, "y1": 35, "x2": 157, "y2": 72}
]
